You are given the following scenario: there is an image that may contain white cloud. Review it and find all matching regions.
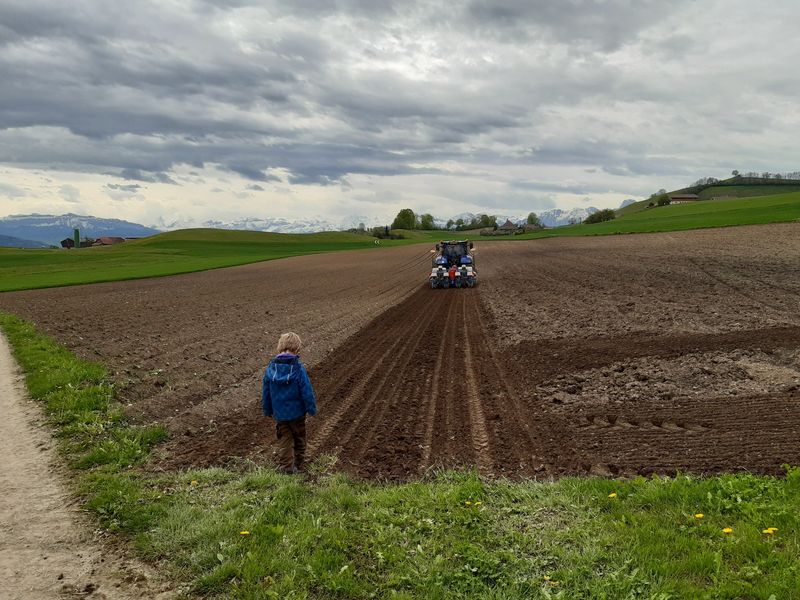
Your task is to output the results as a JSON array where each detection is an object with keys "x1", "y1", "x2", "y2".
[
  {"x1": 58, "y1": 184, "x2": 81, "y2": 203},
  {"x1": 0, "y1": 0, "x2": 799, "y2": 224}
]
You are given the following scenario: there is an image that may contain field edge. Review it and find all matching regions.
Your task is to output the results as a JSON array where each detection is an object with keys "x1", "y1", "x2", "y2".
[{"x1": 2, "y1": 311, "x2": 800, "y2": 598}]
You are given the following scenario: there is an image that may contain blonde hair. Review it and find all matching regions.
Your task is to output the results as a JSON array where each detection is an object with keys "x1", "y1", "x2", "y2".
[{"x1": 276, "y1": 332, "x2": 302, "y2": 354}]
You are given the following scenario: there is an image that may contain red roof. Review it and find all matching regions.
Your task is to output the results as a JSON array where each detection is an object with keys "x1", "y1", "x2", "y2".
[{"x1": 96, "y1": 236, "x2": 126, "y2": 245}]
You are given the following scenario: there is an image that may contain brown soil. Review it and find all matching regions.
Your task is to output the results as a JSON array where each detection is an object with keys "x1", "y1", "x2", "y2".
[{"x1": 3, "y1": 223, "x2": 800, "y2": 480}]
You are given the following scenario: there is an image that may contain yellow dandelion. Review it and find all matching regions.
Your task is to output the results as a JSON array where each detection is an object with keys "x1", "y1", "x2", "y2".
[
  {"x1": 465, "y1": 501, "x2": 472, "y2": 506},
  {"x1": 190, "y1": 480, "x2": 198, "y2": 487},
  {"x1": 722, "y1": 527, "x2": 733, "y2": 534},
  {"x1": 543, "y1": 575, "x2": 551, "y2": 581},
  {"x1": 475, "y1": 501, "x2": 483, "y2": 506},
  {"x1": 767, "y1": 527, "x2": 778, "y2": 532},
  {"x1": 608, "y1": 492, "x2": 617, "y2": 498},
  {"x1": 694, "y1": 513, "x2": 704, "y2": 519},
  {"x1": 240, "y1": 531, "x2": 250, "y2": 536},
  {"x1": 762, "y1": 529, "x2": 775, "y2": 535}
]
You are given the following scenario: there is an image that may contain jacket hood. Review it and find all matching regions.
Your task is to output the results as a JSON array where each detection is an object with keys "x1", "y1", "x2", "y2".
[{"x1": 267, "y1": 354, "x2": 300, "y2": 384}]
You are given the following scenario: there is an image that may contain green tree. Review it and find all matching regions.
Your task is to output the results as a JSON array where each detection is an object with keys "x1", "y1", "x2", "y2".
[
  {"x1": 418, "y1": 213, "x2": 436, "y2": 230},
  {"x1": 656, "y1": 194, "x2": 671, "y2": 206},
  {"x1": 475, "y1": 214, "x2": 497, "y2": 229},
  {"x1": 584, "y1": 208, "x2": 616, "y2": 224},
  {"x1": 526, "y1": 212, "x2": 541, "y2": 227},
  {"x1": 391, "y1": 208, "x2": 416, "y2": 230}
]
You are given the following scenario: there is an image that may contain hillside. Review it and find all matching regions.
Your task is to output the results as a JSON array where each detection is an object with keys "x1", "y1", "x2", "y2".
[
  {"x1": 0, "y1": 235, "x2": 50, "y2": 249},
  {"x1": 619, "y1": 176, "x2": 800, "y2": 217},
  {"x1": 696, "y1": 184, "x2": 800, "y2": 199},
  {"x1": 0, "y1": 228, "x2": 382, "y2": 292},
  {"x1": 536, "y1": 190, "x2": 800, "y2": 238}
]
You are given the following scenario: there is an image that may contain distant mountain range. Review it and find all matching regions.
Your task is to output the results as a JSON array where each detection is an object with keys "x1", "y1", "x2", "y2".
[
  {"x1": 0, "y1": 214, "x2": 160, "y2": 245},
  {"x1": 0, "y1": 205, "x2": 621, "y2": 245},
  {"x1": 451, "y1": 208, "x2": 600, "y2": 228},
  {"x1": 0, "y1": 234, "x2": 51, "y2": 248}
]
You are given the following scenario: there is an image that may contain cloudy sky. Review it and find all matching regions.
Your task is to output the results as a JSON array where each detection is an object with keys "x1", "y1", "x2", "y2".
[{"x1": 1, "y1": 0, "x2": 799, "y2": 227}]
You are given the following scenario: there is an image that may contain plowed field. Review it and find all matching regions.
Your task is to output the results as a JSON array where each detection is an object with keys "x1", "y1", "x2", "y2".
[{"x1": 3, "y1": 223, "x2": 800, "y2": 479}]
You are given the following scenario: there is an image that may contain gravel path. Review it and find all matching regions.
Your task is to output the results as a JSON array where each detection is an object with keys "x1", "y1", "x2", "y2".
[{"x1": 0, "y1": 333, "x2": 170, "y2": 599}]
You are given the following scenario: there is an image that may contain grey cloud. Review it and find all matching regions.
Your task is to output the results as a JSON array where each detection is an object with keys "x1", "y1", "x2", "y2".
[
  {"x1": 509, "y1": 180, "x2": 599, "y2": 195},
  {"x1": 463, "y1": 0, "x2": 691, "y2": 51},
  {"x1": 106, "y1": 183, "x2": 142, "y2": 193},
  {"x1": 246, "y1": 184, "x2": 265, "y2": 191},
  {"x1": 0, "y1": 182, "x2": 27, "y2": 197},
  {"x1": 228, "y1": 166, "x2": 281, "y2": 182},
  {"x1": 119, "y1": 169, "x2": 178, "y2": 185},
  {"x1": 0, "y1": 0, "x2": 798, "y2": 207}
]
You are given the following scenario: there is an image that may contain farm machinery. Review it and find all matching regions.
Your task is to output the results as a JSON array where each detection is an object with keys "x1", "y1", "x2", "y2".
[{"x1": 429, "y1": 240, "x2": 477, "y2": 288}]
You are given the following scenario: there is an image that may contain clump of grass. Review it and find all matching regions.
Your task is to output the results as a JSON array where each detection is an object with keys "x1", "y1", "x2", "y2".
[
  {"x1": 3, "y1": 312, "x2": 800, "y2": 598},
  {"x1": 0, "y1": 313, "x2": 166, "y2": 528}
]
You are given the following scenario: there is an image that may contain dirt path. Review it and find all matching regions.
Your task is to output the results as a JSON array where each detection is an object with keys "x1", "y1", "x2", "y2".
[{"x1": 0, "y1": 333, "x2": 171, "y2": 599}]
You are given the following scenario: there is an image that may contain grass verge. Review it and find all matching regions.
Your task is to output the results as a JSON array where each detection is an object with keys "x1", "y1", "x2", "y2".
[{"x1": 2, "y1": 312, "x2": 800, "y2": 599}]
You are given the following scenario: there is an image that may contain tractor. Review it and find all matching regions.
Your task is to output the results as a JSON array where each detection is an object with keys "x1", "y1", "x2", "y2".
[{"x1": 429, "y1": 240, "x2": 477, "y2": 288}]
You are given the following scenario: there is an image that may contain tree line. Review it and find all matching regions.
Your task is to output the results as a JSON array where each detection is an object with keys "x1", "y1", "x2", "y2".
[{"x1": 389, "y1": 208, "x2": 542, "y2": 231}]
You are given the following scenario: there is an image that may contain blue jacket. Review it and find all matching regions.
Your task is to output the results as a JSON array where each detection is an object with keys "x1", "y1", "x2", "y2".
[{"x1": 262, "y1": 353, "x2": 317, "y2": 421}]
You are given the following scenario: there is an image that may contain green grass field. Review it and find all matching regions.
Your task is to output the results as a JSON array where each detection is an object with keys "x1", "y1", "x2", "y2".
[
  {"x1": 2, "y1": 313, "x2": 799, "y2": 599},
  {"x1": 4, "y1": 190, "x2": 800, "y2": 293},
  {"x1": 617, "y1": 182, "x2": 800, "y2": 216},
  {"x1": 0, "y1": 228, "x2": 385, "y2": 292},
  {"x1": 695, "y1": 184, "x2": 800, "y2": 200},
  {"x1": 525, "y1": 190, "x2": 800, "y2": 239}
]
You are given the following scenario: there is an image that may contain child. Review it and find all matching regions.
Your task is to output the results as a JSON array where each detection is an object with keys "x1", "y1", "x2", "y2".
[{"x1": 262, "y1": 332, "x2": 317, "y2": 473}]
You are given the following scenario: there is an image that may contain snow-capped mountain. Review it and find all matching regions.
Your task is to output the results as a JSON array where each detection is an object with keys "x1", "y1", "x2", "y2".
[
  {"x1": 535, "y1": 207, "x2": 599, "y2": 227},
  {"x1": 619, "y1": 198, "x2": 637, "y2": 208},
  {"x1": 200, "y1": 217, "x2": 340, "y2": 234},
  {"x1": 445, "y1": 208, "x2": 599, "y2": 228},
  {"x1": 159, "y1": 214, "x2": 389, "y2": 234},
  {"x1": 0, "y1": 214, "x2": 161, "y2": 245}
]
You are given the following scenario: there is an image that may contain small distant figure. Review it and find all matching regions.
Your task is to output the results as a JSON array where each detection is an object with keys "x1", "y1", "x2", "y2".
[{"x1": 262, "y1": 332, "x2": 317, "y2": 474}]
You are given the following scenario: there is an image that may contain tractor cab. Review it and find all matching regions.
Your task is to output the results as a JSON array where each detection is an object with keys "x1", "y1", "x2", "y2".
[{"x1": 430, "y1": 240, "x2": 477, "y2": 288}]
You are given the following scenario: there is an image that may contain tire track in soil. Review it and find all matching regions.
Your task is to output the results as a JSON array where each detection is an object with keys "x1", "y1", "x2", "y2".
[
  {"x1": 306, "y1": 287, "x2": 506, "y2": 479},
  {"x1": 307, "y1": 301, "x2": 439, "y2": 455},
  {"x1": 418, "y1": 294, "x2": 456, "y2": 471},
  {"x1": 460, "y1": 294, "x2": 492, "y2": 474}
]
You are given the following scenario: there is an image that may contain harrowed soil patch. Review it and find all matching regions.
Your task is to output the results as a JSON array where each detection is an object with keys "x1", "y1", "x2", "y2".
[{"x1": 3, "y1": 223, "x2": 800, "y2": 479}]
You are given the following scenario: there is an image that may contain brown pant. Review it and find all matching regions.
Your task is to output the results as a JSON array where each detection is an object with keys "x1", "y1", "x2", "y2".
[{"x1": 275, "y1": 416, "x2": 306, "y2": 473}]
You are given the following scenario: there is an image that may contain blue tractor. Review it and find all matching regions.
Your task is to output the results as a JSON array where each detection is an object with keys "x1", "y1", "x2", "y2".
[{"x1": 429, "y1": 240, "x2": 477, "y2": 289}]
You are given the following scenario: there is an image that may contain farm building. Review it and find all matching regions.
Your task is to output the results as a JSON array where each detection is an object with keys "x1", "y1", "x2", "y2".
[
  {"x1": 94, "y1": 236, "x2": 126, "y2": 246},
  {"x1": 499, "y1": 219, "x2": 519, "y2": 233},
  {"x1": 60, "y1": 237, "x2": 95, "y2": 248},
  {"x1": 669, "y1": 193, "x2": 700, "y2": 204}
]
